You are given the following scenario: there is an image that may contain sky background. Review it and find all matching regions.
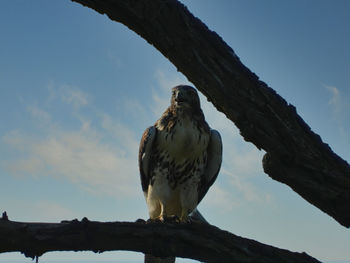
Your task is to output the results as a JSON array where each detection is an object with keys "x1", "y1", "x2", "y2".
[{"x1": 0, "y1": 1, "x2": 349, "y2": 263}]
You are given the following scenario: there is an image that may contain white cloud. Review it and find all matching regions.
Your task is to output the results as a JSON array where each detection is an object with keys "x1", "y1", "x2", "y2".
[
  {"x1": 27, "y1": 201, "x2": 79, "y2": 222},
  {"x1": 99, "y1": 111, "x2": 140, "y2": 155},
  {"x1": 203, "y1": 184, "x2": 239, "y2": 212},
  {"x1": 1, "y1": 199, "x2": 80, "y2": 223},
  {"x1": 2, "y1": 84, "x2": 140, "y2": 198},
  {"x1": 60, "y1": 85, "x2": 90, "y2": 109},
  {"x1": 201, "y1": 97, "x2": 239, "y2": 136},
  {"x1": 325, "y1": 85, "x2": 349, "y2": 140},
  {"x1": 2, "y1": 126, "x2": 139, "y2": 197},
  {"x1": 27, "y1": 105, "x2": 51, "y2": 124},
  {"x1": 4, "y1": 157, "x2": 44, "y2": 176},
  {"x1": 154, "y1": 69, "x2": 190, "y2": 91},
  {"x1": 225, "y1": 168, "x2": 271, "y2": 203},
  {"x1": 121, "y1": 98, "x2": 150, "y2": 124},
  {"x1": 325, "y1": 85, "x2": 342, "y2": 116},
  {"x1": 225, "y1": 144, "x2": 264, "y2": 177}
]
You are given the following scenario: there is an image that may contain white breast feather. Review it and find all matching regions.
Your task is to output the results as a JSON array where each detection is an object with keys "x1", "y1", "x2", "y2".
[
  {"x1": 147, "y1": 116, "x2": 210, "y2": 220},
  {"x1": 158, "y1": 118, "x2": 209, "y2": 162}
]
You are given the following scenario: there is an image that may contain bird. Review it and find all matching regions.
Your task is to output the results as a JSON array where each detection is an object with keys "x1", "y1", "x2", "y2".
[{"x1": 138, "y1": 85, "x2": 222, "y2": 262}]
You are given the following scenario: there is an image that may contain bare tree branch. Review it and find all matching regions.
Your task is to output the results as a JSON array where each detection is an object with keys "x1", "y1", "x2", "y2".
[
  {"x1": 0, "y1": 216, "x2": 321, "y2": 263},
  {"x1": 70, "y1": 0, "x2": 350, "y2": 227}
]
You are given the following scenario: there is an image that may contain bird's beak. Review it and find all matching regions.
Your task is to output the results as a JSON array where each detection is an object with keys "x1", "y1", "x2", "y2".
[{"x1": 175, "y1": 92, "x2": 186, "y2": 105}]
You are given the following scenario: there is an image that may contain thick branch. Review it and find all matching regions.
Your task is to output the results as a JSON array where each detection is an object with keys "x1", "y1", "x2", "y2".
[
  {"x1": 71, "y1": 0, "x2": 350, "y2": 227},
  {"x1": 0, "y1": 217, "x2": 321, "y2": 263}
]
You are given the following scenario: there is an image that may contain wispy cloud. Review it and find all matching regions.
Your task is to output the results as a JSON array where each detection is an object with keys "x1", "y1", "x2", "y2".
[
  {"x1": 27, "y1": 105, "x2": 51, "y2": 124},
  {"x1": 2, "y1": 84, "x2": 140, "y2": 198},
  {"x1": 26, "y1": 201, "x2": 79, "y2": 222},
  {"x1": 325, "y1": 85, "x2": 342, "y2": 116},
  {"x1": 203, "y1": 184, "x2": 239, "y2": 212},
  {"x1": 2, "y1": 123, "x2": 139, "y2": 197},
  {"x1": 99, "y1": 111, "x2": 140, "y2": 156},
  {"x1": 154, "y1": 69, "x2": 190, "y2": 91},
  {"x1": 2, "y1": 199, "x2": 80, "y2": 222},
  {"x1": 325, "y1": 85, "x2": 349, "y2": 139},
  {"x1": 225, "y1": 168, "x2": 271, "y2": 203},
  {"x1": 60, "y1": 85, "x2": 90, "y2": 109}
]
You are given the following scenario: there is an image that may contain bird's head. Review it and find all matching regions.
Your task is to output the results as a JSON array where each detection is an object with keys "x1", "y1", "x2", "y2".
[{"x1": 171, "y1": 85, "x2": 200, "y2": 110}]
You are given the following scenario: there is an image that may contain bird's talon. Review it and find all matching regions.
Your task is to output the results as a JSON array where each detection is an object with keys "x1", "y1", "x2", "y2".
[
  {"x1": 147, "y1": 216, "x2": 164, "y2": 223},
  {"x1": 164, "y1": 215, "x2": 180, "y2": 223}
]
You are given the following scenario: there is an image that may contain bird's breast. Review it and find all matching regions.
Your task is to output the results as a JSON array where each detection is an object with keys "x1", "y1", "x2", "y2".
[{"x1": 157, "y1": 118, "x2": 209, "y2": 161}]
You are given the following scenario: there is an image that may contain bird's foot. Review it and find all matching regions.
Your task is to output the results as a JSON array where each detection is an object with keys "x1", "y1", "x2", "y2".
[
  {"x1": 180, "y1": 215, "x2": 198, "y2": 224},
  {"x1": 147, "y1": 215, "x2": 180, "y2": 223},
  {"x1": 146, "y1": 215, "x2": 164, "y2": 223},
  {"x1": 163, "y1": 215, "x2": 180, "y2": 223}
]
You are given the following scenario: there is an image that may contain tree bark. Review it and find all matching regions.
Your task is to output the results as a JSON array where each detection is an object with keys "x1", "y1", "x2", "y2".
[
  {"x1": 0, "y1": 217, "x2": 321, "y2": 263},
  {"x1": 71, "y1": 0, "x2": 350, "y2": 228}
]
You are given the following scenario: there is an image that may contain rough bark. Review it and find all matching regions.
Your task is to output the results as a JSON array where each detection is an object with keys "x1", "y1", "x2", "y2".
[
  {"x1": 0, "y1": 216, "x2": 321, "y2": 263},
  {"x1": 71, "y1": 0, "x2": 350, "y2": 228}
]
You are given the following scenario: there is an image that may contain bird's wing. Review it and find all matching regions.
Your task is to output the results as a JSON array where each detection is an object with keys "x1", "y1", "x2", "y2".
[
  {"x1": 198, "y1": 129, "x2": 222, "y2": 204},
  {"x1": 138, "y1": 126, "x2": 157, "y2": 194}
]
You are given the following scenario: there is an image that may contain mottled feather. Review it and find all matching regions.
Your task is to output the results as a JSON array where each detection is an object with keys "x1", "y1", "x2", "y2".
[
  {"x1": 138, "y1": 85, "x2": 222, "y2": 220},
  {"x1": 139, "y1": 85, "x2": 222, "y2": 263}
]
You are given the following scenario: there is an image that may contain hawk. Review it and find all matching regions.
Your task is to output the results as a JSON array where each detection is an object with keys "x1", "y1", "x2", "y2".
[{"x1": 138, "y1": 85, "x2": 222, "y2": 223}]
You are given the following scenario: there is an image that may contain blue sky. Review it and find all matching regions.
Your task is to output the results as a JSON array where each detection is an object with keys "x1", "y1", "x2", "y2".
[{"x1": 0, "y1": 1, "x2": 349, "y2": 262}]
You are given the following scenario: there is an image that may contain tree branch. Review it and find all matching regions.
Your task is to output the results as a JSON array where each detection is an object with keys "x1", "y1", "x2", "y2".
[
  {"x1": 70, "y1": 0, "x2": 350, "y2": 227},
  {"x1": 0, "y1": 216, "x2": 321, "y2": 263}
]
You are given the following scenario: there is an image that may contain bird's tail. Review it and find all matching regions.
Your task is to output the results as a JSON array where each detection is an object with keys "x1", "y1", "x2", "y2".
[{"x1": 144, "y1": 209, "x2": 208, "y2": 263}]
